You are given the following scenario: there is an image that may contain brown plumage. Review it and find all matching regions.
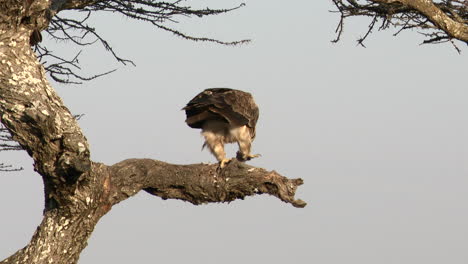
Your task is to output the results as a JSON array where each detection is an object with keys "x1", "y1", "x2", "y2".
[{"x1": 183, "y1": 88, "x2": 260, "y2": 167}]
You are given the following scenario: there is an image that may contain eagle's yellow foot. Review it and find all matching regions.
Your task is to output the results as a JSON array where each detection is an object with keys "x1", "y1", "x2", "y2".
[{"x1": 219, "y1": 158, "x2": 232, "y2": 168}]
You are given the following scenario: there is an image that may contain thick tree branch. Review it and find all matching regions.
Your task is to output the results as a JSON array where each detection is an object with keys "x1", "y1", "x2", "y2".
[
  {"x1": 109, "y1": 159, "x2": 306, "y2": 208},
  {"x1": 56, "y1": 0, "x2": 101, "y2": 11},
  {"x1": 375, "y1": 0, "x2": 468, "y2": 42}
]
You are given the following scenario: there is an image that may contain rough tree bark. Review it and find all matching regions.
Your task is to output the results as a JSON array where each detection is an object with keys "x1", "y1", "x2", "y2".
[{"x1": 0, "y1": 1, "x2": 305, "y2": 263}]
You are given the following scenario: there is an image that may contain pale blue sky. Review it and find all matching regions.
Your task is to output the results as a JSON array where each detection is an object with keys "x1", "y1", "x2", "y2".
[{"x1": 1, "y1": 1, "x2": 467, "y2": 263}]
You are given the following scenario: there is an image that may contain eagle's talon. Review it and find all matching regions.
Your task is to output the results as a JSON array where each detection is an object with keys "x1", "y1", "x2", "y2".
[{"x1": 219, "y1": 158, "x2": 231, "y2": 168}]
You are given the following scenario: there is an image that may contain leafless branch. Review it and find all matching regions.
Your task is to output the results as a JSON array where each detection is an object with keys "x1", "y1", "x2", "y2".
[
  {"x1": 0, "y1": 163, "x2": 23, "y2": 172},
  {"x1": 331, "y1": 0, "x2": 467, "y2": 51},
  {"x1": 36, "y1": 1, "x2": 249, "y2": 83},
  {"x1": 0, "y1": 123, "x2": 23, "y2": 172},
  {"x1": 35, "y1": 45, "x2": 117, "y2": 84},
  {"x1": 0, "y1": 124, "x2": 21, "y2": 152}
]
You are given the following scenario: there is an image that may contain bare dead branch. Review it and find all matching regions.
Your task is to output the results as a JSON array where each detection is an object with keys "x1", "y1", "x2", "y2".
[
  {"x1": 0, "y1": 163, "x2": 23, "y2": 172},
  {"x1": 35, "y1": 45, "x2": 117, "y2": 84},
  {"x1": 0, "y1": 123, "x2": 23, "y2": 172},
  {"x1": 0, "y1": 124, "x2": 21, "y2": 152},
  {"x1": 357, "y1": 15, "x2": 378, "y2": 47},
  {"x1": 34, "y1": 1, "x2": 250, "y2": 84}
]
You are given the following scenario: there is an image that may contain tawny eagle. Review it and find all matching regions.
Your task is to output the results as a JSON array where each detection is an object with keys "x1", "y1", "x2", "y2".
[{"x1": 183, "y1": 88, "x2": 260, "y2": 167}]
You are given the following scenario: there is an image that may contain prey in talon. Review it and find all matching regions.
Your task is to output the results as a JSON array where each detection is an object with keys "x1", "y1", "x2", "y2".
[
  {"x1": 236, "y1": 151, "x2": 261, "y2": 162},
  {"x1": 183, "y1": 88, "x2": 261, "y2": 168}
]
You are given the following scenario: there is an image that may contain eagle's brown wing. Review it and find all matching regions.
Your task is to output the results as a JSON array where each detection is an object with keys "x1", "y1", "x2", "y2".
[{"x1": 183, "y1": 88, "x2": 259, "y2": 131}]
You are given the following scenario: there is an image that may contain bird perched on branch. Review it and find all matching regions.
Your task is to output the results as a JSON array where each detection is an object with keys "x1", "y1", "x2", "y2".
[{"x1": 183, "y1": 88, "x2": 260, "y2": 168}]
